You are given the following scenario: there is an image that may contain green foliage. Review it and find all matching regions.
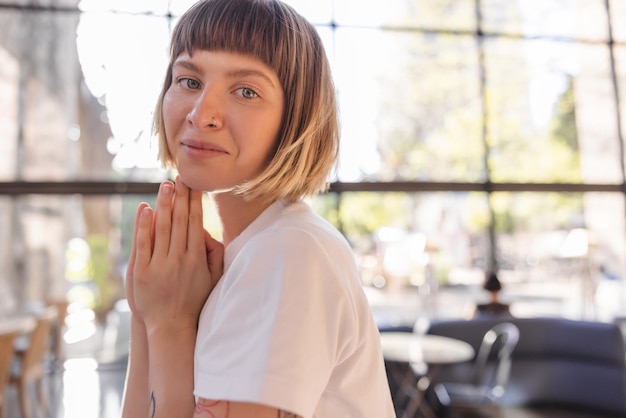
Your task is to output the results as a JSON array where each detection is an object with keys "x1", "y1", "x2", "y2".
[
  {"x1": 87, "y1": 234, "x2": 115, "y2": 310},
  {"x1": 492, "y1": 192, "x2": 584, "y2": 234},
  {"x1": 550, "y1": 76, "x2": 579, "y2": 152},
  {"x1": 311, "y1": 194, "x2": 340, "y2": 228},
  {"x1": 338, "y1": 193, "x2": 409, "y2": 241}
]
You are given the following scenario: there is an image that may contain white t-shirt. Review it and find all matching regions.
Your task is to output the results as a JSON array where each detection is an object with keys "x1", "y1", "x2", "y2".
[{"x1": 194, "y1": 199, "x2": 395, "y2": 418}]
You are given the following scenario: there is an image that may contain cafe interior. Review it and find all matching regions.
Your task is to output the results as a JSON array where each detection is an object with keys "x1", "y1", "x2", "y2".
[{"x1": 1, "y1": 0, "x2": 626, "y2": 417}]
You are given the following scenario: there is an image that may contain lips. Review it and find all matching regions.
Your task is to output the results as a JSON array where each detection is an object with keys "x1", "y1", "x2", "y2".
[
  {"x1": 180, "y1": 138, "x2": 228, "y2": 159},
  {"x1": 181, "y1": 138, "x2": 227, "y2": 153}
]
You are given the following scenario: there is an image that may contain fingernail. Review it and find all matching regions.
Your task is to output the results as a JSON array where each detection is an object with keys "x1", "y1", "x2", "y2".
[{"x1": 161, "y1": 182, "x2": 173, "y2": 195}]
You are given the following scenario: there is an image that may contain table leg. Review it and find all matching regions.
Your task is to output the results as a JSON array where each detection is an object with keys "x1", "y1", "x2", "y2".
[
  {"x1": 402, "y1": 365, "x2": 441, "y2": 418},
  {"x1": 386, "y1": 361, "x2": 419, "y2": 407}
]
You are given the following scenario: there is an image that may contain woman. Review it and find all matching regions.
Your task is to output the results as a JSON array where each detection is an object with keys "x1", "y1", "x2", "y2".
[{"x1": 121, "y1": 0, "x2": 395, "y2": 417}]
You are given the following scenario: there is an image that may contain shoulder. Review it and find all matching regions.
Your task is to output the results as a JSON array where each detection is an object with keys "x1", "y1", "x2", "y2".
[
  {"x1": 264, "y1": 200, "x2": 350, "y2": 251},
  {"x1": 236, "y1": 200, "x2": 351, "y2": 261},
  {"x1": 225, "y1": 201, "x2": 359, "y2": 296},
  {"x1": 221, "y1": 200, "x2": 362, "y2": 309}
]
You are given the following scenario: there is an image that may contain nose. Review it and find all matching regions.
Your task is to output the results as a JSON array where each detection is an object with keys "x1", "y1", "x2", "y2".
[{"x1": 186, "y1": 88, "x2": 221, "y2": 129}]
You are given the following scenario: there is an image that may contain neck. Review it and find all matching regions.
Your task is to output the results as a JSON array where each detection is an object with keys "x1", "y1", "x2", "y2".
[
  {"x1": 490, "y1": 291, "x2": 499, "y2": 303},
  {"x1": 213, "y1": 192, "x2": 274, "y2": 247}
]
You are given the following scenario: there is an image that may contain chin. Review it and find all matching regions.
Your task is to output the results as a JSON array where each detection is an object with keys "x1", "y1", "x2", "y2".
[
  {"x1": 175, "y1": 173, "x2": 234, "y2": 194},
  {"x1": 174, "y1": 172, "x2": 204, "y2": 191}
]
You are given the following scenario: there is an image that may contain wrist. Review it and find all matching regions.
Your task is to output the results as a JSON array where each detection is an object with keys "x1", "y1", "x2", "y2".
[
  {"x1": 146, "y1": 320, "x2": 197, "y2": 418},
  {"x1": 130, "y1": 313, "x2": 146, "y2": 328},
  {"x1": 145, "y1": 315, "x2": 198, "y2": 342}
]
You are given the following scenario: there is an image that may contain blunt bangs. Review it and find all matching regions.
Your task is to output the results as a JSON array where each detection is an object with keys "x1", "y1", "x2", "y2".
[{"x1": 171, "y1": 0, "x2": 289, "y2": 83}]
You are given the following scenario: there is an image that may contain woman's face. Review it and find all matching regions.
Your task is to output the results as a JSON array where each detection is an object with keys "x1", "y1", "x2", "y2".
[{"x1": 163, "y1": 50, "x2": 284, "y2": 193}]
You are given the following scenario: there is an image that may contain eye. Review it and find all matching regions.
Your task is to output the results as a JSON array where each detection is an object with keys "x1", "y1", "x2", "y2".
[
  {"x1": 236, "y1": 87, "x2": 259, "y2": 99},
  {"x1": 176, "y1": 77, "x2": 200, "y2": 90}
]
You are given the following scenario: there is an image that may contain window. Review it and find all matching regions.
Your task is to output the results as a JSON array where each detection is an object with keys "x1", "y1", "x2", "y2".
[{"x1": 1, "y1": 0, "x2": 625, "y2": 323}]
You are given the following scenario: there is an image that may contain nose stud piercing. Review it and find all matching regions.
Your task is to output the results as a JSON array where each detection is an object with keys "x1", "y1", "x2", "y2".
[{"x1": 209, "y1": 117, "x2": 218, "y2": 128}]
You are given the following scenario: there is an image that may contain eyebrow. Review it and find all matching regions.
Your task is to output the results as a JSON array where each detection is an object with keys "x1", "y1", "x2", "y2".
[
  {"x1": 172, "y1": 60, "x2": 202, "y2": 74},
  {"x1": 172, "y1": 60, "x2": 277, "y2": 88},
  {"x1": 226, "y1": 69, "x2": 276, "y2": 88}
]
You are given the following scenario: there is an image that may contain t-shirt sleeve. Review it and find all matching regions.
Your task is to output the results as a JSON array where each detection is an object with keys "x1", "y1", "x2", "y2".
[{"x1": 193, "y1": 227, "x2": 355, "y2": 417}]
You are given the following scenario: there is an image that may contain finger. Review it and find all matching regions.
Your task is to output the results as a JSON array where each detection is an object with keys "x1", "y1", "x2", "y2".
[
  {"x1": 135, "y1": 205, "x2": 154, "y2": 274},
  {"x1": 187, "y1": 188, "x2": 205, "y2": 251},
  {"x1": 127, "y1": 202, "x2": 150, "y2": 290},
  {"x1": 129, "y1": 202, "x2": 149, "y2": 268},
  {"x1": 153, "y1": 181, "x2": 175, "y2": 257},
  {"x1": 170, "y1": 177, "x2": 190, "y2": 253},
  {"x1": 151, "y1": 181, "x2": 174, "y2": 251}
]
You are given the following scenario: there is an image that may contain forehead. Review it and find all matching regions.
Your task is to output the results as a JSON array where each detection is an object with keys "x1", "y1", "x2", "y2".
[
  {"x1": 172, "y1": 50, "x2": 282, "y2": 88},
  {"x1": 173, "y1": 50, "x2": 277, "y2": 75}
]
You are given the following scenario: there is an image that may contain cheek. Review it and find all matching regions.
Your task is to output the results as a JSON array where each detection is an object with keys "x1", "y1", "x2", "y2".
[
  {"x1": 162, "y1": 93, "x2": 187, "y2": 141},
  {"x1": 238, "y1": 119, "x2": 280, "y2": 162},
  {"x1": 262, "y1": 113, "x2": 284, "y2": 161}
]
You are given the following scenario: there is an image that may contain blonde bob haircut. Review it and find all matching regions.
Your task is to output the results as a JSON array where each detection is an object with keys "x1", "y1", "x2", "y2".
[{"x1": 154, "y1": 0, "x2": 340, "y2": 202}]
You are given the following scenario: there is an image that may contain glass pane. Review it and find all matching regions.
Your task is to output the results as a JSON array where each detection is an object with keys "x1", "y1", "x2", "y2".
[
  {"x1": 77, "y1": 11, "x2": 171, "y2": 176},
  {"x1": 164, "y1": 0, "x2": 334, "y2": 24},
  {"x1": 334, "y1": 28, "x2": 484, "y2": 182},
  {"x1": 610, "y1": 0, "x2": 626, "y2": 42},
  {"x1": 482, "y1": 0, "x2": 609, "y2": 41},
  {"x1": 0, "y1": 7, "x2": 171, "y2": 181},
  {"x1": 0, "y1": 9, "x2": 82, "y2": 181},
  {"x1": 0, "y1": 196, "x2": 16, "y2": 316},
  {"x1": 79, "y1": 0, "x2": 169, "y2": 15},
  {"x1": 168, "y1": 0, "x2": 202, "y2": 16},
  {"x1": 618, "y1": 46, "x2": 626, "y2": 162},
  {"x1": 0, "y1": 194, "x2": 133, "y2": 316},
  {"x1": 334, "y1": 0, "x2": 476, "y2": 31},
  {"x1": 283, "y1": 0, "x2": 333, "y2": 25},
  {"x1": 315, "y1": 191, "x2": 491, "y2": 322},
  {"x1": 492, "y1": 192, "x2": 625, "y2": 321},
  {"x1": 485, "y1": 38, "x2": 622, "y2": 183}
]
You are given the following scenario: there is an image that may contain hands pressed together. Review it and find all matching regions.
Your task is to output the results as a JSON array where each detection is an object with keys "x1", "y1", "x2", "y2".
[{"x1": 125, "y1": 178, "x2": 224, "y2": 336}]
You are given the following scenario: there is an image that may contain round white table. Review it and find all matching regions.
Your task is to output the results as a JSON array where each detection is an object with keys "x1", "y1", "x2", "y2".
[{"x1": 380, "y1": 332, "x2": 475, "y2": 365}]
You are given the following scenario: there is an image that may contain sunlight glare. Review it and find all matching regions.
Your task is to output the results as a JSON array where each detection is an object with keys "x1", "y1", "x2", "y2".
[{"x1": 62, "y1": 358, "x2": 100, "y2": 418}]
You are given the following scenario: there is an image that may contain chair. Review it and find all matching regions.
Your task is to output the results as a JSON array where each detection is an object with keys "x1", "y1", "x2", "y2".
[
  {"x1": 0, "y1": 330, "x2": 19, "y2": 418},
  {"x1": 429, "y1": 322, "x2": 519, "y2": 417},
  {"x1": 9, "y1": 307, "x2": 57, "y2": 418},
  {"x1": 46, "y1": 299, "x2": 68, "y2": 366}
]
